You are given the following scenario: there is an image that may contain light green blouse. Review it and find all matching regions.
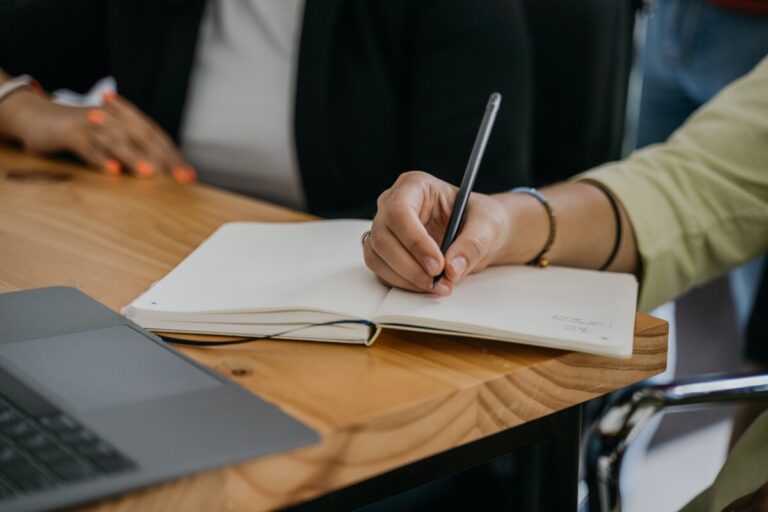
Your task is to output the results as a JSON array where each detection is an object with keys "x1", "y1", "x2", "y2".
[
  {"x1": 582, "y1": 56, "x2": 768, "y2": 511},
  {"x1": 585, "y1": 56, "x2": 768, "y2": 314}
]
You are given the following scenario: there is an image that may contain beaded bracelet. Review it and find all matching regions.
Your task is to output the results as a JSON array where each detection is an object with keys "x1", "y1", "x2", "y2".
[{"x1": 511, "y1": 187, "x2": 556, "y2": 268}]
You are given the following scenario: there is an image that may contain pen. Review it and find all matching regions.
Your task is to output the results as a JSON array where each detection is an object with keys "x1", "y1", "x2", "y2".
[{"x1": 433, "y1": 92, "x2": 501, "y2": 288}]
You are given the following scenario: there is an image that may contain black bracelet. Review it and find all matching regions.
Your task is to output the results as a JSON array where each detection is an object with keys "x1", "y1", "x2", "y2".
[
  {"x1": 583, "y1": 180, "x2": 623, "y2": 271},
  {"x1": 511, "y1": 187, "x2": 556, "y2": 268}
]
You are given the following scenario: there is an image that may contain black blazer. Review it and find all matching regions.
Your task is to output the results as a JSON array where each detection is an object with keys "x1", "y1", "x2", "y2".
[{"x1": 1, "y1": 0, "x2": 531, "y2": 217}]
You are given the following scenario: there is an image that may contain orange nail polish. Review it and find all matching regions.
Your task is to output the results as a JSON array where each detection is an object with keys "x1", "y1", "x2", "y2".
[
  {"x1": 105, "y1": 159, "x2": 122, "y2": 176},
  {"x1": 136, "y1": 160, "x2": 154, "y2": 178},
  {"x1": 87, "y1": 109, "x2": 105, "y2": 125},
  {"x1": 102, "y1": 90, "x2": 117, "y2": 102},
  {"x1": 172, "y1": 165, "x2": 197, "y2": 184}
]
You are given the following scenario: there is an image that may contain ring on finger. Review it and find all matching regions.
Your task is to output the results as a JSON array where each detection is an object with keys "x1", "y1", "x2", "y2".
[{"x1": 361, "y1": 230, "x2": 372, "y2": 246}]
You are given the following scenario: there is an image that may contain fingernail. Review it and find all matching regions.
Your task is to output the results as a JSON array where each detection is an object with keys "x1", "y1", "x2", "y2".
[
  {"x1": 450, "y1": 257, "x2": 468, "y2": 277},
  {"x1": 87, "y1": 109, "x2": 105, "y2": 125},
  {"x1": 423, "y1": 257, "x2": 439, "y2": 275},
  {"x1": 102, "y1": 90, "x2": 117, "y2": 102},
  {"x1": 136, "y1": 160, "x2": 154, "y2": 178},
  {"x1": 172, "y1": 165, "x2": 197, "y2": 184},
  {"x1": 104, "y1": 159, "x2": 122, "y2": 176},
  {"x1": 434, "y1": 282, "x2": 451, "y2": 296}
]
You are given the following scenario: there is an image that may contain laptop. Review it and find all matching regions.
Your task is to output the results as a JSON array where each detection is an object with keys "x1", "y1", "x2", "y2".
[{"x1": 0, "y1": 287, "x2": 319, "y2": 511}]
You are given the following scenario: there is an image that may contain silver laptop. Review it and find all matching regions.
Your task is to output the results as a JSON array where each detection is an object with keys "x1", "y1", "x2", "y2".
[{"x1": 0, "y1": 287, "x2": 319, "y2": 512}]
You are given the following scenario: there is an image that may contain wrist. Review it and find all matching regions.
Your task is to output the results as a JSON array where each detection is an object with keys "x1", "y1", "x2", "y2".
[
  {"x1": 0, "y1": 90, "x2": 74, "y2": 152},
  {"x1": 490, "y1": 191, "x2": 550, "y2": 266},
  {"x1": 542, "y1": 181, "x2": 628, "y2": 270},
  {"x1": 0, "y1": 88, "x2": 44, "y2": 141}
]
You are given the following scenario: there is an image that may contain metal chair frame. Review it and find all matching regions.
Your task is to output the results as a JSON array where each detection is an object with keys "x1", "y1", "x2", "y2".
[{"x1": 585, "y1": 372, "x2": 768, "y2": 512}]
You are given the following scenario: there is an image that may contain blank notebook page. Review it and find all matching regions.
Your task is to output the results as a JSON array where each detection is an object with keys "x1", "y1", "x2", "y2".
[
  {"x1": 130, "y1": 220, "x2": 387, "y2": 320},
  {"x1": 375, "y1": 266, "x2": 638, "y2": 354}
]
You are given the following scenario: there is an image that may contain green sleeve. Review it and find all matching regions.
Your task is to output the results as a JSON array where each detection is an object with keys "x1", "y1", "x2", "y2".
[
  {"x1": 680, "y1": 409, "x2": 768, "y2": 512},
  {"x1": 579, "y1": 56, "x2": 768, "y2": 312}
]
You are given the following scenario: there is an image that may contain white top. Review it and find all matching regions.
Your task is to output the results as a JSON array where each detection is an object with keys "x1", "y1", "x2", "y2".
[{"x1": 180, "y1": 0, "x2": 306, "y2": 209}]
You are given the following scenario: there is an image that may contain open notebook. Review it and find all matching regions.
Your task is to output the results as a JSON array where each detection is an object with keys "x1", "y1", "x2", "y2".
[{"x1": 127, "y1": 221, "x2": 638, "y2": 357}]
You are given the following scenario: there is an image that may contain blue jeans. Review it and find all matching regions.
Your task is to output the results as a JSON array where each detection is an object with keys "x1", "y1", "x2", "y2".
[{"x1": 637, "y1": 0, "x2": 768, "y2": 147}]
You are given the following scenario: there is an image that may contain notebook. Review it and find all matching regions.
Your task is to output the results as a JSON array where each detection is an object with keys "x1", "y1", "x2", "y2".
[{"x1": 126, "y1": 221, "x2": 638, "y2": 357}]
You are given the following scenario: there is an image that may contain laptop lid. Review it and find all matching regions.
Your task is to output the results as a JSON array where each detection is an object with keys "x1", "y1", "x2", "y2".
[{"x1": 0, "y1": 287, "x2": 320, "y2": 512}]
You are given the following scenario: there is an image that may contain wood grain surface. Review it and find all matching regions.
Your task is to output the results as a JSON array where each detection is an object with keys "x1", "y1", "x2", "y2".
[{"x1": 0, "y1": 148, "x2": 668, "y2": 511}]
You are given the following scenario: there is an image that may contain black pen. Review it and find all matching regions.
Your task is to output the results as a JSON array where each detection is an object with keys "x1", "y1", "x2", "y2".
[{"x1": 433, "y1": 92, "x2": 502, "y2": 288}]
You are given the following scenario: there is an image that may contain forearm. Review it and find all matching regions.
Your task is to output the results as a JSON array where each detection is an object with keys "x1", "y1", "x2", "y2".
[
  {"x1": 0, "y1": 82, "x2": 55, "y2": 145},
  {"x1": 0, "y1": 70, "x2": 78, "y2": 151},
  {"x1": 492, "y1": 181, "x2": 639, "y2": 274},
  {"x1": 0, "y1": 69, "x2": 9, "y2": 139},
  {"x1": 0, "y1": 93, "x2": 33, "y2": 142},
  {"x1": 0, "y1": 69, "x2": 27, "y2": 141}
]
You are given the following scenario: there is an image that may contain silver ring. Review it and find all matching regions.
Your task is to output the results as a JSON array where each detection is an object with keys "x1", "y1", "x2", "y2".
[{"x1": 361, "y1": 230, "x2": 372, "y2": 246}]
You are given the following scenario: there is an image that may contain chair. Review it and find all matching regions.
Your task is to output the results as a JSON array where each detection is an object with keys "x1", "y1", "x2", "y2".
[{"x1": 584, "y1": 372, "x2": 768, "y2": 512}]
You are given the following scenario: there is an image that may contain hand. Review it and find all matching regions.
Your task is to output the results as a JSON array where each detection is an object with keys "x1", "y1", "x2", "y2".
[
  {"x1": 0, "y1": 88, "x2": 196, "y2": 182},
  {"x1": 363, "y1": 171, "x2": 523, "y2": 296}
]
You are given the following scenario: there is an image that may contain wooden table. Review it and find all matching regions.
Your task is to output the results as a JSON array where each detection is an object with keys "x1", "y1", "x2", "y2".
[{"x1": 0, "y1": 148, "x2": 667, "y2": 511}]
